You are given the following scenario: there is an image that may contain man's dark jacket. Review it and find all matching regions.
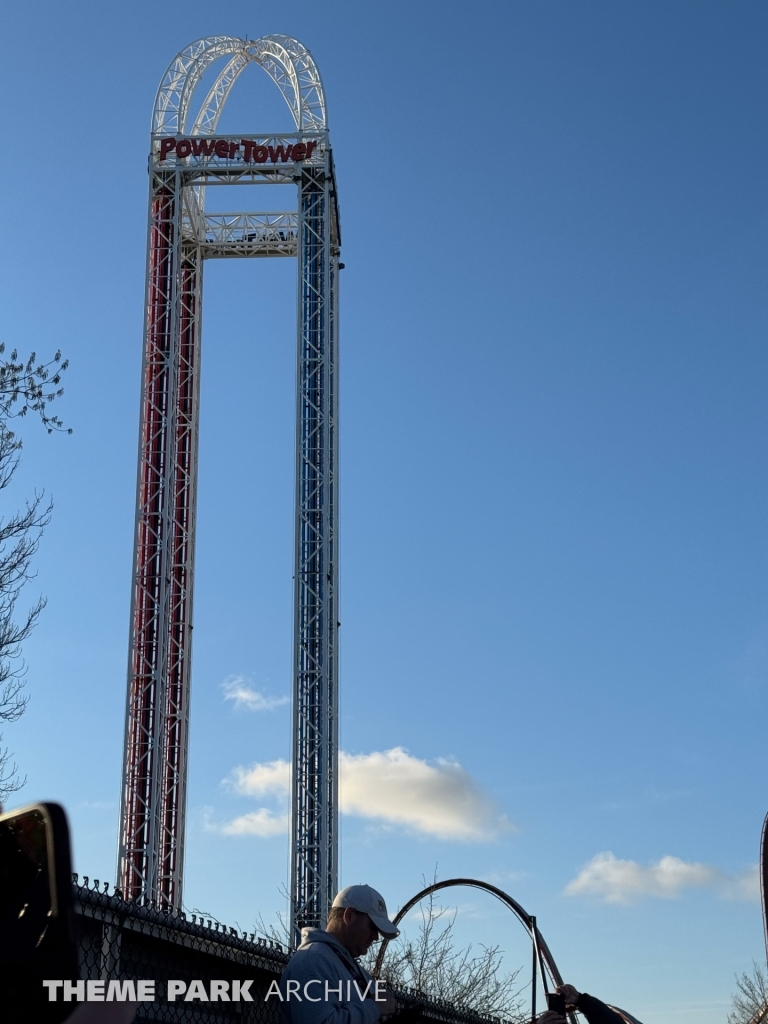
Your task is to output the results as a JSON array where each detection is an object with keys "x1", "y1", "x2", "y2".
[{"x1": 578, "y1": 992, "x2": 644, "y2": 1024}]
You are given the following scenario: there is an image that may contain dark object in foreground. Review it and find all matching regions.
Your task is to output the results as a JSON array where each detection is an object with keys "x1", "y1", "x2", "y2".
[
  {"x1": 578, "y1": 992, "x2": 644, "y2": 1024},
  {"x1": 546, "y1": 994, "x2": 566, "y2": 1017},
  {"x1": 0, "y1": 801, "x2": 79, "y2": 1023}
]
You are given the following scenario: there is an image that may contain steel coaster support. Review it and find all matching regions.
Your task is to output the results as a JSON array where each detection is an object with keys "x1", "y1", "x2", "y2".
[
  {"x1": 118, "y1": 165, "x2": 202, "y2": 909},
  {"x1": 761, "y1": 811, "x2": 768, "y2": 967},
  {"x1": 374, "y1": 877, "x2": 571, "y2": 1024},
  {"x1": 290, "y1": 165, "x2": 339, "y2": 939}
]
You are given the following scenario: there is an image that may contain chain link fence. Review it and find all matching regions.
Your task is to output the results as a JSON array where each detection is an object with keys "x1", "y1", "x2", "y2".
[{"x1": 72, "y1": 878, "x2": 507, "y2": 1024}]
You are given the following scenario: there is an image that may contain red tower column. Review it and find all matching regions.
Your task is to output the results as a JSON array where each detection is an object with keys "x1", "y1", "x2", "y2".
[
  {"x1": 118, "y1": 170, "x2": 202, "y2": 909},
  {"x1": 157, "y1": 250, "x2": 201, "y2": 907}
]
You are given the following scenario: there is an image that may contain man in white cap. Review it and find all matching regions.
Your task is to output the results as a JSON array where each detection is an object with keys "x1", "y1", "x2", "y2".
[{"x1": 278, "y1": 885, "x2": 399, "y2": 1024}]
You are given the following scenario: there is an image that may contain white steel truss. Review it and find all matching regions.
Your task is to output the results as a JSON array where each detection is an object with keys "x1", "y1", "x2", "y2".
[
  {"x1": 118, "y1": 37, "x2": 340, "y2": 939},
  {"x1": 199, "y1": 213, "x2": 298, "y2": 258}
]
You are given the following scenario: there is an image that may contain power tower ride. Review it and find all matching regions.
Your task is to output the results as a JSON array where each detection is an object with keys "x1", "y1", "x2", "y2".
[{"x1": 117, "y1": 36, "x2": 340, "y2": 938}]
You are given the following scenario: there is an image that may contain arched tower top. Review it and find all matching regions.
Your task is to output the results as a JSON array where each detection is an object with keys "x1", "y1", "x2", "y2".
[{"x1": 152, "y1": 34, "x2": 327, "y2": 136}]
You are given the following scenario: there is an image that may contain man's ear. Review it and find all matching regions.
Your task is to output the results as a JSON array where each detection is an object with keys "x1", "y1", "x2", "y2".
[{"x1": 342, "y1": 906, "x2": 357, "y2": 925}]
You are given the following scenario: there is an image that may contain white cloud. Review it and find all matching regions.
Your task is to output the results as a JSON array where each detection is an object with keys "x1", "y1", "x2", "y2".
[
  {"x1": 219, "y1": 747, "x2": 509, "y2": 842},
  {"x1": 339, "y1": 747, "x2": 510, "y2": 841},
  {"x1": 719, "y1": 864, "x2": 759, "y2": 902},
  {"x1": 564, "y1": 852, "x2": 753, "y2": 905},
  {"x1": 221, "y1": 676, "x2": 289, "y2": 712},
  {"x1": 227, "y1": 759, "x2": 291, "y2": 798},
  {"x1": 220, "y1": 809, "x2": 289, "y2": 837}
]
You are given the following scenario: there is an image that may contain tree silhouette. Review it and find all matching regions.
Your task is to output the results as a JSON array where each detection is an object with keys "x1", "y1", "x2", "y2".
[{"x1": 0, "y1": 345, "x2": 70, "y2": 801}]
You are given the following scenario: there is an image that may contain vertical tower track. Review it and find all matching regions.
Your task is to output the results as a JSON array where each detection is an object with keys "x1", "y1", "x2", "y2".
[{"x1": 291, "y1": 166, "x2": 339, "y2": 933}]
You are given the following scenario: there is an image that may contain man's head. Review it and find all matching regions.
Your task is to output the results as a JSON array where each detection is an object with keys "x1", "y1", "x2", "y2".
[{"x1": 326, "y1": 884, "x2": 399, "y2": 957}]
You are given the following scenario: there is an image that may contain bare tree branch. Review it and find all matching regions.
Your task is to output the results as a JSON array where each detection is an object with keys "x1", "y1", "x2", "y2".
[
  {"x1": 0, "y1": 345, "x2": 70, "y2": 799},
  {"x1": 729, "y1": 963, "x2": 768, "y2": 1024},
  {"x1": 0, "y1": 343, "x2": 71, "y2": 435}
]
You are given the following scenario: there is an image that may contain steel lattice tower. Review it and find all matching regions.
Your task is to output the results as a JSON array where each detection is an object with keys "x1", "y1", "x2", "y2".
[{"x1": 117, "y1": 36, "x2": 340, "y2": 937}]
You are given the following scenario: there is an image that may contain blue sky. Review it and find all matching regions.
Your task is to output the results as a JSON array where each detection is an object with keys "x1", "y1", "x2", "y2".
[{"x1": 1, "y1": 2, "x2": 767, "y2": 1022}]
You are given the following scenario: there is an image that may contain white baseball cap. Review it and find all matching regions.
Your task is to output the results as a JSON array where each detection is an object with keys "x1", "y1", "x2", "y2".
[{"x1": 332, "y1": 884, "x2": 400, "y2": 938}]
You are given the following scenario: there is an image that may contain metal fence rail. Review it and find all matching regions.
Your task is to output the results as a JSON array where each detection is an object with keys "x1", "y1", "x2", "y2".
[
  {"x1": 75, "y1": 878, "x2": 287, "y2": 1023},
  {"x1": 72, "y1": 879, "x2": 507, "y2": 1024}
]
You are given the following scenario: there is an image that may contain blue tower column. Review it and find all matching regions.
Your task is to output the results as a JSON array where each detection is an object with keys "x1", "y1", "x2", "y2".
[{"x1": 290, "y1": 160, "x2": 340, "y2": 939}]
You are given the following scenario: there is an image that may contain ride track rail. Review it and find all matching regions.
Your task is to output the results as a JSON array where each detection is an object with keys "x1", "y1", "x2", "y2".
[{"x1": 373, "y1": 878, "x2": 577, "y2": 1024}]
